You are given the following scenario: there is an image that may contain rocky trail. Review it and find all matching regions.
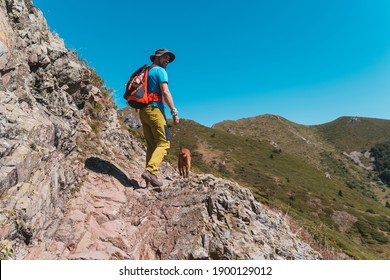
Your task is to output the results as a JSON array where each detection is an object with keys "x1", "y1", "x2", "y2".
[{"x1": 18, "y1": 162, "x2": 322, "y2": 260}]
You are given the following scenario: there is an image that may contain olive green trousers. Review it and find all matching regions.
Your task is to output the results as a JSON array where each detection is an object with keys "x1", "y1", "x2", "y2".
[{"x1": 139, "y1": 106, "x2": 170, "y2": 175}]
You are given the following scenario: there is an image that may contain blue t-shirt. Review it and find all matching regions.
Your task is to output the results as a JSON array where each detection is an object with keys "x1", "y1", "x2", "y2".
[{"x1": 147, "y1": 66, "x2": 168, "y2": 112}]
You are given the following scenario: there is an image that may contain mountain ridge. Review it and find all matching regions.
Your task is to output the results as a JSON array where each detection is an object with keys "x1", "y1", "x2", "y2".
[
  {"x1": 213, "y1": 114, "x2": 390, "y2": 128},
  {"x1": 213, "y1": 114, "x2": 390, "y2": 182}
]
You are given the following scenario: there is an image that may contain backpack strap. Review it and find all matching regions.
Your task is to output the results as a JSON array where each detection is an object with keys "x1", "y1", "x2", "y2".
[{"x1": 146, "y1": 65, "x2": 164, "y2": 103}]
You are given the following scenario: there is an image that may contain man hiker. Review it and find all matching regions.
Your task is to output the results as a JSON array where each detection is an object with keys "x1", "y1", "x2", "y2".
[{"x1": 140, "y1": 48, "x2": 179, "y2": 189}]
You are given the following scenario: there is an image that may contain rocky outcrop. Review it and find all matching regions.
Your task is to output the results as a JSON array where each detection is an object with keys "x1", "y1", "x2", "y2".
[
  {"x1": 342, "y1": 151, "x2": 374, "y2": 171},
  {"x1": 117, "y1": 107, "x2": 142, "y2": 129},
  {"x1": 0, "y1": 0, "x2": 110, "y2": 257},
  {"x1": 14, "y1": 166, "x2": 321, "y2": 260},
  {"x1": 124, "y1": 113, "x2": 142, "y2": 129},
  {"x1": 0, "y1": 0, "x2": 321, "y2": 260}
]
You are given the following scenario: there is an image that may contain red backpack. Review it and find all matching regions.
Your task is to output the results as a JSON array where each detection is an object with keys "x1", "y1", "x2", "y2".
[{"x1": 123, "y1": 64, "x2": 162, "y2": 109}]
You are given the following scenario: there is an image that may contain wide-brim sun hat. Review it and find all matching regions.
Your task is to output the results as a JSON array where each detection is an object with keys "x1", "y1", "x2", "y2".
[{"x1": 150, "y1": 48, "x2": 175, "y2": 63}]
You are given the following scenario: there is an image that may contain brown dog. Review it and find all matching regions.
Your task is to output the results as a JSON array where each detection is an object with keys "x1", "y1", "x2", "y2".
[{"x1": 178, "y1": 147, "x2": 191, "y2": 178}]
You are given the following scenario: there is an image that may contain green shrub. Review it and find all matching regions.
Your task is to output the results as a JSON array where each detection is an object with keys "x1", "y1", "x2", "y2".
[
  {"x1": 0, "y1": 241, "x2": 13, "y2": 260},
  {"x1": 355, "y1": 220, "x2": 371, "y2": 238},
  {"x1": 89, "y1": 120, "x2": 102, "y2": 134},
  {"x1": 371, "y1": 141, "x2": 390, "y2": 186},
  {"x1": 371, "y1": 231, "x2": 389, "y2": 244}
]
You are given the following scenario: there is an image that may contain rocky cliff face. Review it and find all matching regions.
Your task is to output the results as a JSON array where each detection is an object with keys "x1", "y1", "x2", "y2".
[{"x1": 0, "y1": 0, "x2": 321, "y2": 260}]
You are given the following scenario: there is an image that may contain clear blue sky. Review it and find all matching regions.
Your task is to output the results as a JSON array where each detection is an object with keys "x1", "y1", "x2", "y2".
[{"x1": 33, "y1": 0, "x2": 390, "y2": 127}]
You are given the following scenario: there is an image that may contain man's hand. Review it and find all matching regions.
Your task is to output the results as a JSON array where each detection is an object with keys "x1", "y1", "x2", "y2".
[{"x1": 173, "y1": 115, "x2": 179, "y2": 125}]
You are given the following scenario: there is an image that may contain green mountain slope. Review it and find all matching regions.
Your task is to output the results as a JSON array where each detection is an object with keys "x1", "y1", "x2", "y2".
[
  {"x1": 214, "y1": 115, "x2": 390, "y2": 202},
  {"x1": 314, "y1": 116, "x2": 390, "y2": 152},
  {"x1": 167, "y1": 117, "x2": 390, "y2": 259}
]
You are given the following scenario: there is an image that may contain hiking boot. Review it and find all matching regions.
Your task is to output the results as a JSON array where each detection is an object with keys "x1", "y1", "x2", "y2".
[{"x1": 141, "y1": 170, "x2": 163, "y2": 188}]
